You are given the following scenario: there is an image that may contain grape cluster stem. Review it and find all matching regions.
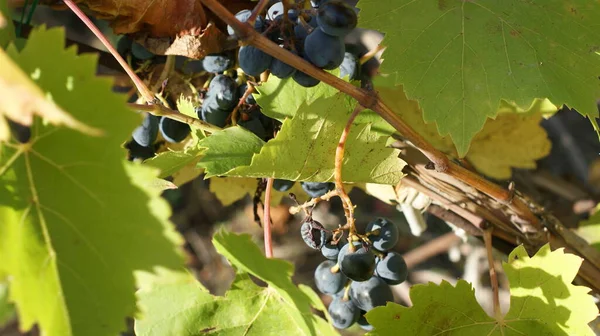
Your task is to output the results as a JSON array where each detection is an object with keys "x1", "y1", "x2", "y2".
[
  {"x1": 129, "y1": 103, "x2": 222, "y2": 133},
  {"x1": 289, "y1": 189, "x2": 339, "y2": 214},
  {"x1": 198, "y1": 0, "x2": 541, "y2": 231}
]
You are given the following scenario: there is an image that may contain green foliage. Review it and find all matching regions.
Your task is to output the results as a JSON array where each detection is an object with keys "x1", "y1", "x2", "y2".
[
  {"x1": 0, "y1": 282, "x2": 15, "y2": 328},
  {"x1": 198, "y1": 91, "x2": 405, "y2": 184},
  {"x1": 135, "y1": 231, "x2": 338, "y2": 336},
  {"x1": 145, "y1": 147, "x2": 204, "y2": 179},
  {"x1": 366, "y1": 244, "x2": 598, "y2": 335},
  {"x1": 578, "y1": 205, "x2": 600, "y2": 251},
  {"x1": 359, "y1": 0, "x2": 600, "y2": 155},
  {"x1": 0, "y1": 27, "x2": 184, "y2": 336},
  {"x1": 197, "y1": 126, "x2": 265, "y2": 177}
]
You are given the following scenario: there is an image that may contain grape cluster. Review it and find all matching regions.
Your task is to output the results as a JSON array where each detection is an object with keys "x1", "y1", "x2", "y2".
[
  {"x1": 307, "y1": 217, "x2": 407, "y2": 330},
  {"x1": 230, "y1": 0, "x2": 358, "y2": 87},
  {"x1": 272, "y1": 179, "x2": 334, "y2": 198}
]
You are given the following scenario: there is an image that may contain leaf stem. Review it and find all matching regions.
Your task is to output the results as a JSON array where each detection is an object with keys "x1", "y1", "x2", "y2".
[
  {"x1": 62, "y1": 0, "x2": 156, "y2": 103},
  {"x1": 198, "y1": 0, "x2": 540, "y2": 229},
  {"x1": 263, "y1": 178, "x2": 274, "y2": 258},
  {"x1": 128, "y1": 103, "x2": 222, "y2": 133},
  {"x1": 335, "y1": 105, "x2": 362, "y2": 233},
  {"x1": 483, "y1": 225, "x2": 502, "y2": 320}
]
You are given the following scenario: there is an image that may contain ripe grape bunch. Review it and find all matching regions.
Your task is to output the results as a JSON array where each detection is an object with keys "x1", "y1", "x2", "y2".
[
  {"x1": 232, "y1": 0, "x2": 359, "y2": 87},
  {"x1": 305, "y1": 217, "x2": 408, "y2": 330}
]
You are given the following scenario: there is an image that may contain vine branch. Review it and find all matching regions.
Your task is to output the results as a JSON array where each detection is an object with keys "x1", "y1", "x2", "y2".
[
  {"x1": 263, "y1": 178, "x2": 274, "y2": 258},
  {"x1": 62, "y1": 0, "x2": 156, "y2": 103},
  {"x1": 198, "y1": 0, "x2": 541, "y2": 231},
  {"x1": 335, "y1": 105, "x2": 362, "y2": 233},
  {"x1": 129, "y1": 103, "x2": 222, "y2": 133}
]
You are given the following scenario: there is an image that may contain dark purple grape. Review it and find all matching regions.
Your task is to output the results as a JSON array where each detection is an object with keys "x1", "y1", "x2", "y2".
[
  {"x1": 206, "y1": 74, "x2": 238, "y2": 110},
  {"x1": 239, "y1": 46, "x2": 273, "y2": 77},
  {"x1": 132, "y1": 113, "x2": 159, "y2": 147},
  {"x1": 293, "y1": 69, "x2": 320, "y2": 87},
  {"x1": 199, "y1": 95, "x2": 229, "y2": 127},
  {"x1": 321, "y1": 240, "x2": 342, "y2": 260},
  {"x1": 366, "y1": 218, "x2": 399, "y2": 251},
  {"x1": 314, "y1": 260, "x2": 347, "y2": 295},
  {"x1": 202, "y1": 52, "x2": 234, "y2": 73},
  {"x1": 316, "y1": 0, "x2": 357, "y2": 37},
  {"x1": 271, "y1": 58, "x2": 296, "y2": 78},
  {"x1": 238, "y1": 118, "x2": 267, "y2": 139},
  {"x1": 375, "y1": 251, "x2": 408, "y2": 285},
  {"x1": 273, "y1": 179, "x2": 295, "y2": 192},
  {"x1": 304, "y1": 28, "x2": 345, "y2": 70},
  {"x1": 117, "y1": 36, "x2": 133, "y2": 59},
  {"x1": 337, "y1": 243, "x2": 375, "y2": 282},
  {"x1": 159, "y1": 117, "x2": 190, "y2": 143},
  {"x1": 267, "y1": 2, "x2": 284, "y2": 19},
  {"x1": 300, "y1": 182, "x2": 334, "y2": 198},
  {"x1": 349, "y1": 276, "x2": 394, "y2": 311},
  {"x1": 300, "y1": 219, "x2": 327, "y2": 249},
  {"x1": 328, "y1": 297, "x2": 360, "y2": 329}
]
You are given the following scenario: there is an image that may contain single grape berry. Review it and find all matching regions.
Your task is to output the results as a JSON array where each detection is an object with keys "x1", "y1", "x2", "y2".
[
  {"x1": 300, "y1": 219, "x2": 327, "y2": 250},
  {"x1": 301, "y1": 182, "x2": 334, "y2": 198},
  {"x1": 238, "y1": 118, "x2": 267, "y2": 140},
  {"x1": 328, "y1": 297, "x2": 360, "y2": 329},
  {"x1": 202, "y1": 52, "x2": 234, "y2": 73},
  {"x1": 132, "y1": 113, "x2": 159, "y2": 147},
  {"x1": 293, "y1": 69, "x2": 320, "y2": 87},
  {"x1": 273, "y1": 179, "x2": 295, "y2": 192},
  {"x1": 159, "y1": 116, "x2": 191, "y2": 143},
  {"x1": 267, "y1": 2, "x2": 285, "y2": 19},
  {"x1": 304, "y1": 29, "x2": 345, "y2": 70},
  {"x1": 337, "y1": 243, "x2": 376, "y2": 282},
  {"x1": 349, "y1": 276, "x2": 394, "y2": 311},
  {"x1": 316, "y1": 0, "x2": 357, "y2": 37},
  {"x1": 375, "y1": 251, "x2": 408, "y2": 285},
  {"x1": 314, "y1": 260, "x2": 347, "y2": 295},
  {"x1": 271, "y1": 58, "x2": 296, "y2": 78},
  {"x1": 321, "y1": 240, "x2": 342, "y2": 260},
  {"x1": 239, "y1": 46, "x2": 273, "y2": 77},
  {"x1": 366, "y1": 218, "x2": 399, "y2": 251},
  {"x1": 206, "y1": 74, "x2": 238, "y2": 110},
  {"x1": 199, "y1": 96, "x2": 230, "y2": 128}
]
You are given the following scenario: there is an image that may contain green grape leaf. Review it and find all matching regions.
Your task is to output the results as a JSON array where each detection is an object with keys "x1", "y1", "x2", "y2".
[
  {"x1": 0, "y1": 27, "x2": 184, "y2": 336},
  {"x1": 135, "y1": 232, "x2": 338, "y2": 336},
  {"x1": 366, "y1": 244, "x2": 598, "y2": 335},
  {"x1": 212, "y1": 230, "x2": 338, "y2": 336},
  {"x1": 0, "y1": 1, "x2": 15, "y2": 48},
  {"x1": 256, "y1": 75, "x2": 395, "y2": 135},
  {"x1": 144, "y1": 147, "x2": 204, "y2": 179},
  {"x1": 359, "y1": 0, "x2": 600, "y2": 156},
  {"x1": 0, "y1": 282, "x2": 15, "y2": 328},
  {"x1": 255, "y1": 75, "x2": 340, "y2": 120},
  {"x1": 226, "y1": 94, "x2": 405, "y2": 184},
  {"x1": 197, "y1": 126, "x2": 265, "y2": 178},
  {"x1": 377, "y1": 84, "x2": 554, "y2": 179}
]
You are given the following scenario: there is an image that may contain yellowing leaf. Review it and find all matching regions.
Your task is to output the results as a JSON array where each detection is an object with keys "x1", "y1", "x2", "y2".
[
  {"x1": 366, "y1": 244, "x2": 598, "y2": 335},
  {"x1": 0, "y1": 49, "x2": 102, "y2": 142},
  {"x1": 377, "y1": 84, "x2": 553, "y2": 179}
]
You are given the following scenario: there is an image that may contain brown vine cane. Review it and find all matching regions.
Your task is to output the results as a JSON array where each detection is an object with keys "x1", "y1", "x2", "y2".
[{"x1": 199, "y1": 0, "x2": 541, "y2": 230}]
